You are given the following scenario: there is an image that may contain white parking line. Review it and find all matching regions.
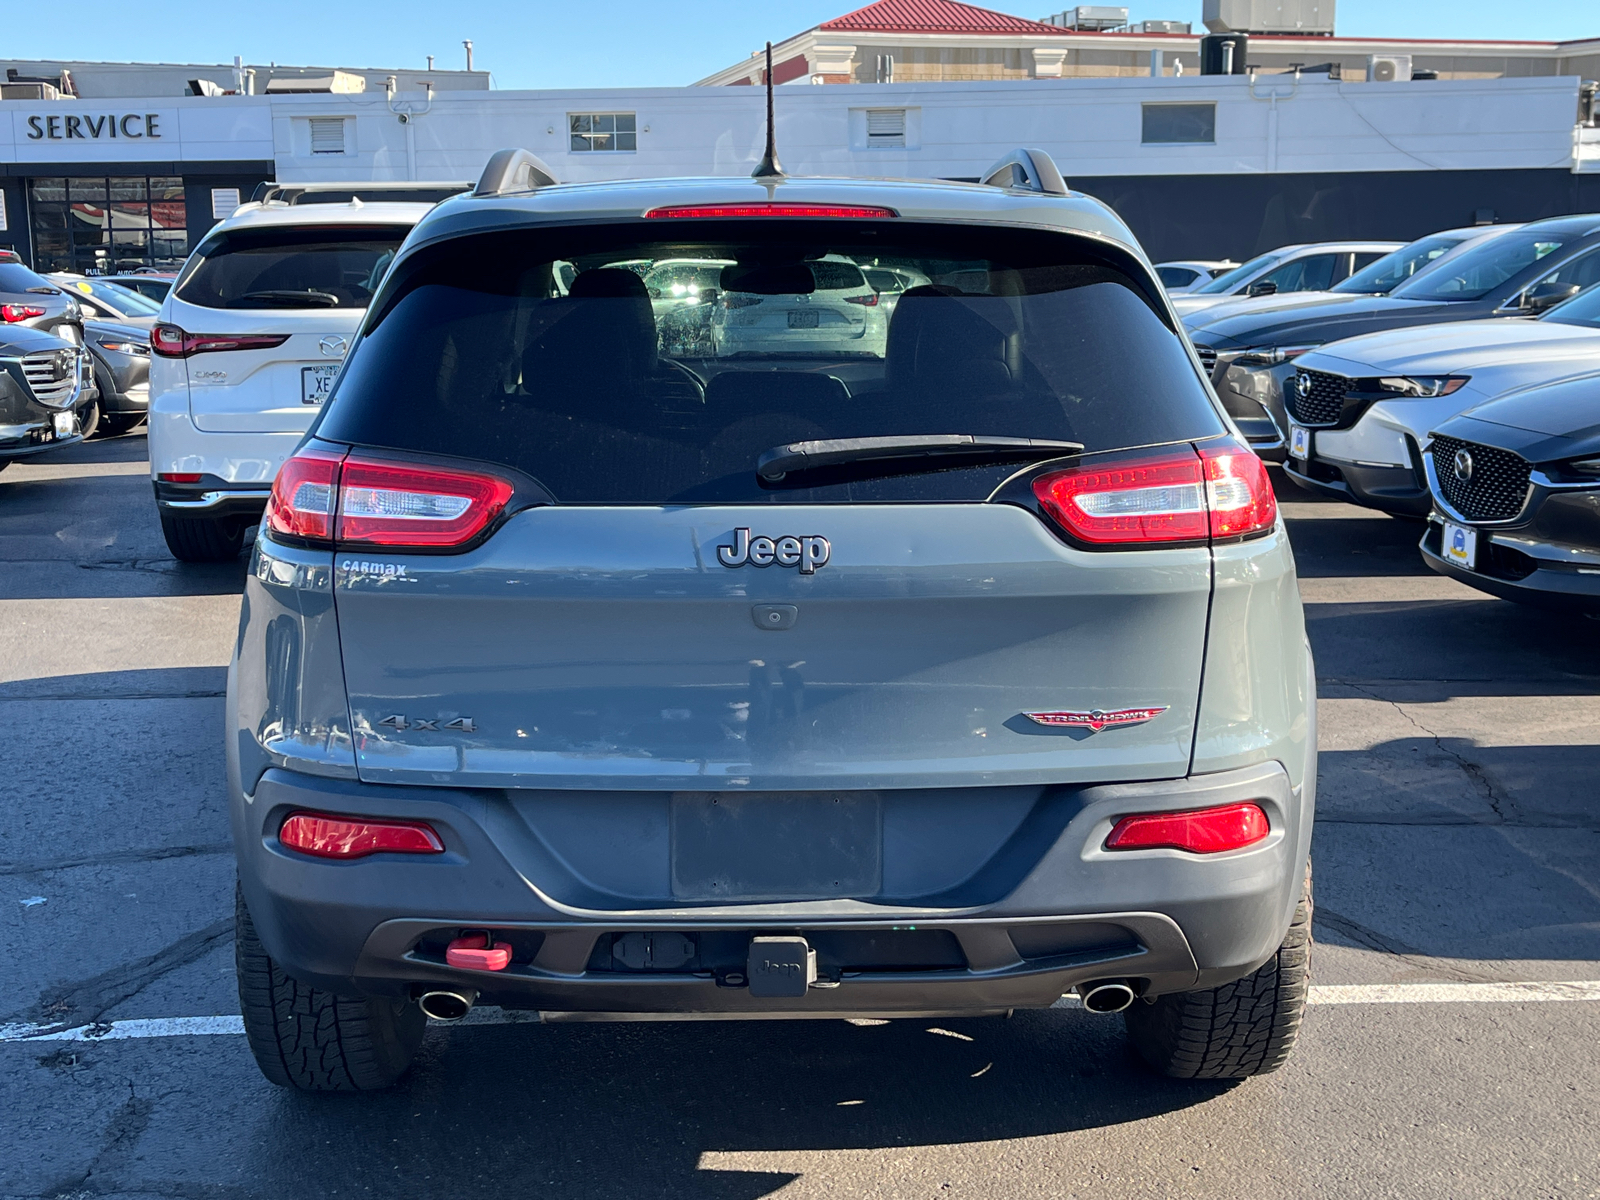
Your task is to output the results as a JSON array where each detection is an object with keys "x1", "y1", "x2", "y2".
[{"x1": 4, "y1": 981, "x2": 1599, "y2": 1044}]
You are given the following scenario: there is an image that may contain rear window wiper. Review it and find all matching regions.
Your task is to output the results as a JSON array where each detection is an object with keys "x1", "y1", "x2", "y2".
[
  {"x1": 757, "y1": 434, "x2": 1084, "y2": 481},
  {"x1": 233, "y1": 289, "x2": 342, "y2": 308}
]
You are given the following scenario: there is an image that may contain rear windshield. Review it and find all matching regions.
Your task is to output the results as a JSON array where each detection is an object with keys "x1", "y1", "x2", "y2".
[
  {"x1": 0, "y1": 263, "x2": 55, "y2": 293},
  {"x1": 317, "y1": 222, "x2": 1224, "y2": 505},
  {"x1": 174, "y1": 225, "x2": 409, "y2": 310},
  {"x1": 1392, "y1": 231, "x2": 1566, "y2": 302},
  {"x1": 1332, "y1": 234, "x2": 1464, "y2": 294}
]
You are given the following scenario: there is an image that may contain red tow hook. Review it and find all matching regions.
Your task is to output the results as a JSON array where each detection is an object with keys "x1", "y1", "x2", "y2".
[{"x1": 446, "y1": 931, "x2": 511, "y2": 972}]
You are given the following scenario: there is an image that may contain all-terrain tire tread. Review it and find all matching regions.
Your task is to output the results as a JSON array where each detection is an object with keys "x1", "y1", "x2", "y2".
[
  {"x1": 1124, "y1": 861, "x2": 1312, "y2": 1080},
  {"x1": 234, "y1": 886, "x2": 424, "y2": 1091}
]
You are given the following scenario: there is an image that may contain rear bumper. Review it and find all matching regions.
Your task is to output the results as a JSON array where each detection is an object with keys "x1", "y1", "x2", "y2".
[
  {"x1": 146, "y1": 397, "x2": 306, "y2": 486},
  {"x1": 233, "y1": 760, "x2": 1311, "y2": 1017}
]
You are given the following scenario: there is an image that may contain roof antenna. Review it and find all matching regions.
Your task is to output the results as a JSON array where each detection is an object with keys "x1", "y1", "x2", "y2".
[{"x1": 751, "y1": 42, "x2": 785, "y2": 180}]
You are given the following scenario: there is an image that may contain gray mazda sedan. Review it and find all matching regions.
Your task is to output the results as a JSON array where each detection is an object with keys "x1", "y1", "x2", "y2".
[{"x1": 228, "y1": 149, "x2": 1315, "y2": 1091}]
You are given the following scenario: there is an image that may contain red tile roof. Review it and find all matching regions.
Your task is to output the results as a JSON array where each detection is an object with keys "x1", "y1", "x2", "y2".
[{"x1": 818, "y1": 0, "x2": 1069, "y2": 36}]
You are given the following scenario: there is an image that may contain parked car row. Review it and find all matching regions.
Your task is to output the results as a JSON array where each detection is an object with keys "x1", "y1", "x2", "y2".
[{"x1": 1180, "y1": 215, "x2": 1600, "y2": 613}]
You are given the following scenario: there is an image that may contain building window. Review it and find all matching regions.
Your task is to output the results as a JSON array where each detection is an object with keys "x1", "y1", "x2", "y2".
[
  {"x1": 570, "y1": 113, "x2": 636, "y2": 152},
  {"x1": 28, "y1": 176, "x2": 188, "y2": 274},
  {"x1": 866, "y1": 108, "x2": 906, "y2": 147},
  {"x1": 1141, "y1": 103, "x2": 1216, "y2": 145},
  {"x1": 309, "y1": 117, "x2": 348, "y2": 155}
]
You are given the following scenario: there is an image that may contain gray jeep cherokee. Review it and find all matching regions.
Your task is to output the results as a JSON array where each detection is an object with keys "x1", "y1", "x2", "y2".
[{"x1": 229, "y1": 148, "x2": 1315, "y2": 1091}]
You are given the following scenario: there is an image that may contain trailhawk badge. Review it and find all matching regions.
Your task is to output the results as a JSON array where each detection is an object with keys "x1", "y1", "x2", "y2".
[
  {"x1": 1024, "y1": 707, "x2": 1168, "y2": 732},
  {"x1": 717, "y1": 528, "x2": 831, "y2": 574}
]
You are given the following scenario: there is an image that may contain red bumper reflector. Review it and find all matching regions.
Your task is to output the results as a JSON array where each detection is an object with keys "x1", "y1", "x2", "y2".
[
  {"x1": 446, "y1": 932, "x2": 511, "y2": 972},
  {"x1": 1105, "y1": 802, "x2": 1270, "y2": 854},
  {"x1": 643, "y1": 203, "x2": 898, "y2": 219},
  {"x1": 279, "y1": 811, "x2": 444, "y2": 859},
  {"x1": 158, "y1": 472, "x2": 203, "y2": 484}
]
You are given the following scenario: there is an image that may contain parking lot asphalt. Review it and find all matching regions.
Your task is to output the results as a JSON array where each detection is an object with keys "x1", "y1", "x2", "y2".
[{"x1": 2, "y1": 434, "x2": 1598, "y2": 1200}]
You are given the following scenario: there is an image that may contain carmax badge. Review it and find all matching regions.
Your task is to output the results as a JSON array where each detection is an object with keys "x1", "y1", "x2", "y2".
[{"x1": 1024, "y1": 707, "x2": 1168, "y2": 732}]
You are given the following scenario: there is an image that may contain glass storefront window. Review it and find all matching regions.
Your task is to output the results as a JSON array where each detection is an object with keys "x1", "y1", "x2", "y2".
[{"x1": 28, "y1": 175, "x2": 188, "y2": 273}]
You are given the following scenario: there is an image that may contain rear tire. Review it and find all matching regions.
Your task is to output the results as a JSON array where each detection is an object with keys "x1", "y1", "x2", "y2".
[
  {"x1": 160, "y1": 512, "x2": 244, "y2": 562},
  {"x1": 235, "y1": 885, "x2": 426, "y2": 1091},
  {"x1": 1124, "y1": 862, "x2": 1311, "y2": 1080}
]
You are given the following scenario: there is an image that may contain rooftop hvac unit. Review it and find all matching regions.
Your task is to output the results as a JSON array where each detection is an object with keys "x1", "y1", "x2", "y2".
[
  {"x1": 1366, "y1": 54, "x2": 1412, "y2": 82},
  {"x1": 0, "y1": 82, "x2": 59, "y2": 100},
  {"x1": 1203, "y1": 0, "x2": 1335, "y2": 35},
  {"x1": 1131, "y1": 20, "x2": 1192, "y2": 33},
  {"x1": 1041, "y1": 6, "x2": 1129, "y2": 30}
]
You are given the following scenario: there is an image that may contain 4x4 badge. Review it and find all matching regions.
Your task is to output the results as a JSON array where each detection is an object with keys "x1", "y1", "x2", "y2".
[
  {"x1": 717, "y1": 528, "x2": 831, "y2": 574},
  {"x1": 1024, "y1": 707, "x2": 1168, "y2": 732}
]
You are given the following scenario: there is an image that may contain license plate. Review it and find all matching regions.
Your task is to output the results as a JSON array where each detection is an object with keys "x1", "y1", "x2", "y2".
[
  {"x1": 53, "y1": 412, "x2": 75, "y2": 437},
  {"x1": 302, "y1": 364, "x2": 338, "y2": 404},
  {"x1": 1442, "y1": 522, "x2": 1477, "y2": 570},
  {"x1": 1289, "y1": 424, "x2": 1310, "y2": 460},
  {"x1": 787, "y1": 310, "x2": 819, "y2": 329}
]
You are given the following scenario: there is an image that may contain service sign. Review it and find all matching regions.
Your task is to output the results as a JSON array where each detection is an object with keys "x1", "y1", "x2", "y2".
[{"x1": 24, "y1": 111, "x2": 164, "y2": 142}]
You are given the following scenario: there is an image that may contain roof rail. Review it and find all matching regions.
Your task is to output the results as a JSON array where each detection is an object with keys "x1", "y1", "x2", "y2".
[
  {"x1": 980, "y1": 148, "x2": 1068, "y2": 197},
  {"x1": 474, "y1": 148, "x2": 560, "y2": 198},
  {"x1": 248, "y1": 182, "x2": 471, "y2": 206}
]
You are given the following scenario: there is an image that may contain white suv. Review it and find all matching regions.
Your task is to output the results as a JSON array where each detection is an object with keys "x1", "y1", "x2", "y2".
[{"x1": 148, "y1": 186, "x2": 458, "y2": 560}]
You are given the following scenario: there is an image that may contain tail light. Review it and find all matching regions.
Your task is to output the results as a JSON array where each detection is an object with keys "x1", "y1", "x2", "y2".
[
  {"x1": 279, "y1": 811, "x2": 444, "y2": 859},
  {"x1": 150, "y1": 324, "x2": 290, "y2": 358},
  {"x1": 1032, "y1": 440, "x2": 1276, "y2": 546},
  {"x1": 1105, "y1": 802, "x2": 1270, "y2": 854},
  {"x1": 265, "y1": 446, "x2": 515, "y2": 549},
  {"x1": 844, "y1": 293, "x2": 880, "y2": 306},
  {"x1": 2, "y1": 304, "x2": 46, "y2": 322}
]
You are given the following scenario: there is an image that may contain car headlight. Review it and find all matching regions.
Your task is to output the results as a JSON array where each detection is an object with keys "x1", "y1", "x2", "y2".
[
  {"x1": 95, "y1": 340, "x2": 151, "y2": 355},
  {"x1": 1566, "y1": 457, "x2": 1600, "y2": 476},
  {"x1": 1377, "y1": 376, "x2": 1469, "y2": 397},
  {"x1": 1236, "y1": 345, "x2": 1320, "y2": 366}
]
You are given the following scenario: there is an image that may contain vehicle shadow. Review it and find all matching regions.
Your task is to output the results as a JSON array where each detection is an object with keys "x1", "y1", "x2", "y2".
[{"x1": 242, "y1": 1008, "x2": 1231, "y2": 1200}]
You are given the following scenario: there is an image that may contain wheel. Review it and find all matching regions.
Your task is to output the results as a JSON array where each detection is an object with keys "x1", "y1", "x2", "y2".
[
  {"x1": 235, "y1": 885, "x2": 426, "y2": 1091},
  {"x1": 1124, "y1": 862, "x2": 1311, "y2": 1080},
  {"x1": 75, "y1": 396, "x2": 101, "y2": 440},
  {"x1": 160, "y1": 512, "x2": 245, "y2": 562},
  {"x1": 100, "y1": 413, "x2": 146, "y2": 438}
]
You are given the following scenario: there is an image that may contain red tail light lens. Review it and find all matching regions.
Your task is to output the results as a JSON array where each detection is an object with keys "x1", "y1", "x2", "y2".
[
  {"x1": 151, "y1": 323, "x2": 290, "y2": 358},
  {"x1": 279, "y1": 811, "x2": 444, "y2": 859},
  {"x1": 337, "y1": 456, "x2": 515, "y2": 547},
  {"x1": 265, "y1": 448, "x2": 515, "y2": 549},
  {"x1": 1032, "y1": 440, "x2": 1276, "y2": 546},
  {"x1": 844, "y1": 293, "x2": 880, "y2": 306},
  {"x1": 645, "y1": 204, "x2": 898, "y2": 219},
  {"x1": 1, "y1": 304, "x2": 47, "y2": 322},
  {"x1": 1105, "y1": 802, "x2": 1270, "y2": 854},
  {"x1": 265, "y1": 446, "x2": 345, "y2": 541},
  {"x1": 1198, "y1": 442, "x2": 1277, "y2": 539}
]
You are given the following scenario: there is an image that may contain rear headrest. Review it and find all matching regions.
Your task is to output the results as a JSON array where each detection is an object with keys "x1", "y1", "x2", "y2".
[
  {"x1": 568, "y1": 267, "x2": 651, "y2": 300},
  {"x1": 885, "y1": 286, "x2": 1021, "y2": 395},
  {"x1": 524, "y1": 270, "x2": 657, "y2": 395}
]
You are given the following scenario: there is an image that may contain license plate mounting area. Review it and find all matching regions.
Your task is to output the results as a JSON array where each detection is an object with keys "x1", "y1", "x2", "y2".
[{"x1": 670, "y1": 791, "x2": 882, "y2": 902}]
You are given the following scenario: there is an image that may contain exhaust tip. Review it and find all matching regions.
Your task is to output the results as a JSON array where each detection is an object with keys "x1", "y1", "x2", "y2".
[
  {"x1": 1078, "y1": 980, "x2": 1137, "y2": 1014},
  {"x1": 419, "y1": 989, "x2": 476, "y2": 1022}
]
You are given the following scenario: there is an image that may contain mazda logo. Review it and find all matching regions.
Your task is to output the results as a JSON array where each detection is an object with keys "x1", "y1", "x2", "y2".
[
  {"x1": 319, "y1": 336, "x2": 348, "y2": 358},
  {"x1": 1295, "y1": 372, "x2": 1313, "y2": 397},
  {"x1": 1453, "y1": 448, "x2": 1474, "y2": 483}
]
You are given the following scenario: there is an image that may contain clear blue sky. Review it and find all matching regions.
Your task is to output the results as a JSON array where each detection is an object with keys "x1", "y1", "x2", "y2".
[{"x1": 5, "y1": 0, "x2": 1596, "y2": 90}]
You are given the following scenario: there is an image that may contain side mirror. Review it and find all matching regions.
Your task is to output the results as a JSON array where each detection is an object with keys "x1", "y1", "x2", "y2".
[
  {"x1": 1522, "y1": 281, "x2": 1581, "y2": 313},
  {"x1": 1246, "y1": 280, "x2": 1278, "y2": 297}
]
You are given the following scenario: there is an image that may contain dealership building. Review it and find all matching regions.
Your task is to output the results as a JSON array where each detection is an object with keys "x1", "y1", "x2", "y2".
[{"x1": 2, "y1": 0, "x2": 1598, "y2": 267}]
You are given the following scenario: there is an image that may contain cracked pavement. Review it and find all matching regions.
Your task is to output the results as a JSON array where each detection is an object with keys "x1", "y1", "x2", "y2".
[{"x1": 1, "y1": 442, "x2": 1597, "y2": 1199}]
